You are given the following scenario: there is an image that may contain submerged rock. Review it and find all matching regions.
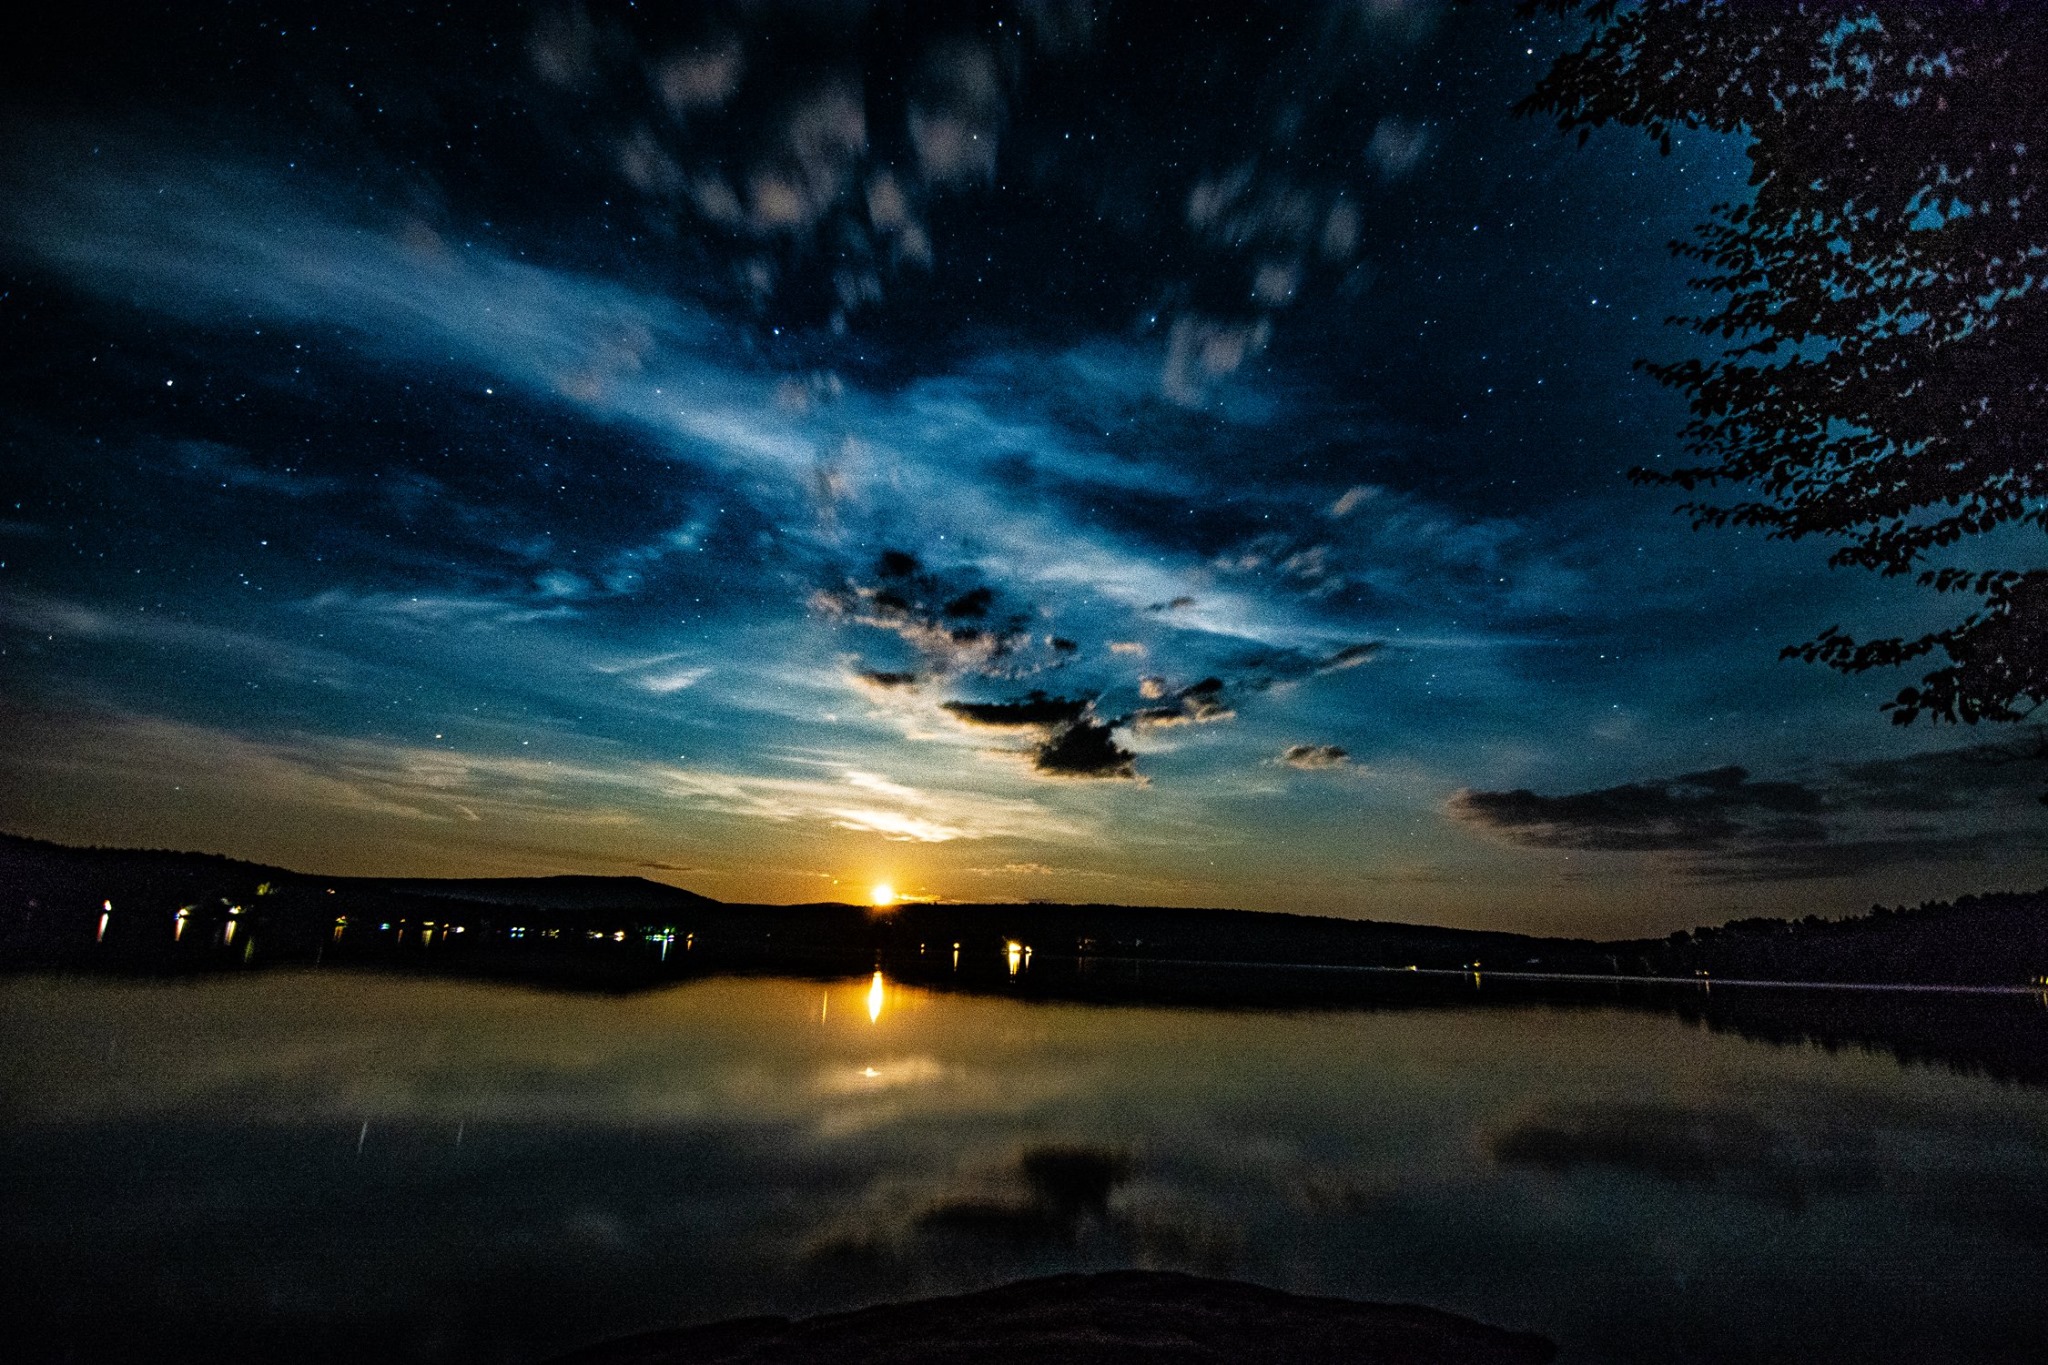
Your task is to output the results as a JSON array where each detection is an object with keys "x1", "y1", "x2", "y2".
[{"x1": 549, "y1": 1270, "x2": 1555, "y2": 1365}]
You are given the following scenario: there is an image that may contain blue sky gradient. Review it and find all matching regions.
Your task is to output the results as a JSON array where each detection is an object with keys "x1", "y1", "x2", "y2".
[{"x1": 3, "y1": 1, "x2": 2042, "y2": 935}]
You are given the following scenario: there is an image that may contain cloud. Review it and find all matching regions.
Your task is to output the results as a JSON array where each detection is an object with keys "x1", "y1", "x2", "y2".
[
  {"x1": 0, "y1": 591, "x2": 363, "y2": 686},
  {"x1": 515, "y1": 8, "x2": 1018, "y2": 319},
  {"x1": 305, "y1": 588, "x2": 580, "y2": 629},
  {"x1": 942, "y1": 692, "x2": 1091, "y2": 728},
  {"x1": 1367, "y1": 116, "x2": 1432, "y2": 178},
  {"x1": 591, "y1": 651, "x2": 713, "y2": 694},
  {"x1": 633, "y1": 665, "x2": 712, "y2": 695},
  {"x1": 1317, "y1": 642, "x2": 1381, "y2": 673},
  {"x1": 854, "y1": 669, "x2": 919, "y2": 690},
  {"x1": 5, "y1": 138, "x2": 1415, "y2": 696},
  {"x1": 1449, "y1": 734, "x2": 2048, "y2": 881},
  {"x1": 1160, "y1": 313, "x2": 1272, "y2": 407},
  {"x1": 1168, "y1": 148, "x2": 1376, "y2": 406},
  {"x1": 935, "y1": 688, "x2": 1137, "y2": 781},
  {"x1": 1221, "y1": 483, "x2": 1583, "y2": 620},
  {"x1": 1131, "y1": 676, "x2": 1235, "y2": 730},
  {"x1": 499, "y1": 0, "x2": 1434, "y2": 397},
  {"x1": 824, "y1": 808, "x2": 969, "y2": 843},
  {"x1": 814, "y1": 549, "x2": 1039, "y2": 676},
  {"x1": 1031, "y1": 717, "x2": 1137, "y2": 780},
  {"x1": 0, "y1": 705, "x2": 1089, "y2": 846},
  {"x1": 1831, "y1": 735, "x2": 2048, "y2": 814},
  {"x1": 908, "y1": 40, "x2": 1004, "y2": 186},
  {"x1": 1329, "y1": 485, "x2": 1375, "y2": 518},
  {"x1": 651, "y1": 36, "x2": 745, "y2": 113},
  {"x1": 1239, "y1": 640, "x2": 1383, "y2": 689},
  {"x1": 3, "y1": 118, "x2": 1622, "y2": 835},
  {"x1": 1449, "y1": 764, "x2": 1825, "y2": 853},
  {"x1": 1683, "y1": 830, "x2": 2032, "y2": 884},
  {"x1": 1280, "y1": 744, "x2": 1351, "y2": 770},
  {"x1": 172, "y1": 439, "x2": 344, "y2": 498}
]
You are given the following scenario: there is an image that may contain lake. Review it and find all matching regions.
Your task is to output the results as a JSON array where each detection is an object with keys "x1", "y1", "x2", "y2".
[{"x1": 4, "y1": 968, "x2": 2046, "y2": 1363}]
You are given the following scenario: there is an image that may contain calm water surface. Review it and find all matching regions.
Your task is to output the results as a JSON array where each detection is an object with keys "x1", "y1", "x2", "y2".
[{"x1": 4, "y1": 969, "x2": 2046, "y2": 1363}]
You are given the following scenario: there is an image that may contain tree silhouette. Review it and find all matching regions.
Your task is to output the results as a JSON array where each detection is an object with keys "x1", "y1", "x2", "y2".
[{"x1": 1519, "y1": 2, "x2": 2045, "y2": 728}]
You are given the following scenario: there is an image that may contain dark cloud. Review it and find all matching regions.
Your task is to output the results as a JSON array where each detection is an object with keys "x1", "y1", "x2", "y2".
[
  {"x1": 1281, "y1": 744, "x2": 1351, "y2": 770},
  {"x1": 856, "y1": 669, "x2": 919, "y2": 689},
  {"x1": 1686, "y1": 829, "x2": 2040, "y2": 885},
  {"x1": 1832, "y1": 732, "x2": 2048, "y2": 814},
  {"x1": 1451, "y1": 733, "x2": 2048, "y2": 881},
  {"x1": 942, "y1": 691, "x2": 1091, "y2": 728},
  {"x1": 815, "y1": 549, "x2": 1039, "y2": 676},
  {"x1": 1449, "y1": 766, "x2": 1824, "y2": 853},
  {"x1": 939, "y1": 688, "x2": 1135, "y2": 780},
  {"x1": 1033, "y1": 717, "x2": 1137, "y2": 781},
  {"x1": 875, "y1": 549, "x2": 920, "y2": 579},
  {"x1": 942, "y1": 586, "x2": 995, "y2": 619}
]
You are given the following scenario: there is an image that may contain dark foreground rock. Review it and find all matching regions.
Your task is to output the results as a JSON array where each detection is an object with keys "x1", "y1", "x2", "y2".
[{"x1": 548, "y1": 1271, "x2": 1556, "y2": 1365}]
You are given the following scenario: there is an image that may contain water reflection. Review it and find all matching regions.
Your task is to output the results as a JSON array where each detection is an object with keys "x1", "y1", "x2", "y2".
[{"x1": 4, "y1": 970, "x2": 2048, "y2": 1365}]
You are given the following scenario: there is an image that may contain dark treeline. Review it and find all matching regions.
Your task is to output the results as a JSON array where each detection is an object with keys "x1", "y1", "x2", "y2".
[{"x1": 1642, "y1": 893, "x2": 2048, "y2": 988}]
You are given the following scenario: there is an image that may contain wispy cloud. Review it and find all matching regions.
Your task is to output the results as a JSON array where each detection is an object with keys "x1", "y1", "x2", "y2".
[
  {"x1": 172, "y1": 439, "x2": 345, "y2": 498},
  {"x1": 0, "y1": 591, "x2": 363, "y2": 685},
  {"x1": 6, "y1": 135, "x2": 1529, "y2": 682},
  {"x1": 305, "y1": 588, "x2": 581, "y2": 629},
  {"x1": 0, "y1": 706, "x2": 1088, "y2": 846}
]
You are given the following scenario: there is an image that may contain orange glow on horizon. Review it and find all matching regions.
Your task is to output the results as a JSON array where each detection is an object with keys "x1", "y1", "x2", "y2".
[{"x1": 869, "y1": 882, "x2": 895, "y2": 907}]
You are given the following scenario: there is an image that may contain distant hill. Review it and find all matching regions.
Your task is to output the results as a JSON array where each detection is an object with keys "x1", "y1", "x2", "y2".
[
  {"x1": 355, "y1": 875, "x2": 717, "y2": 913},
  {"x1": 2, "y1": 830, "x2": 2043, "y2": 988},
  {"x1": 0, "y1": 832, "x2": 713, "y2": 916}
]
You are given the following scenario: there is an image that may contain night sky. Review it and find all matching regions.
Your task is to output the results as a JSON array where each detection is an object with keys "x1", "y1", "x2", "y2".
[{"x1": 3, "y1": 1, "x2": 2043, "y2": 937}]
